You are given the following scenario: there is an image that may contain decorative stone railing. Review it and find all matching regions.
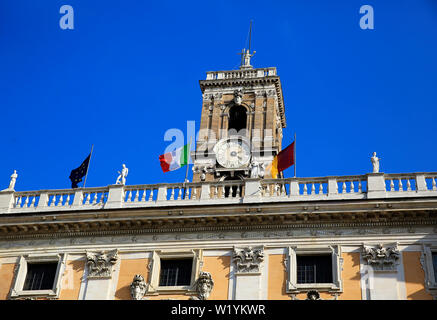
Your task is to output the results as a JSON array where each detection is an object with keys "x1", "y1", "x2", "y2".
[
  {"x1": 0, "y1": 172, "x2": 436, "y2": 214},
  {"x1": 205, "y1": 67, "x2": 277, "y2": 81}
]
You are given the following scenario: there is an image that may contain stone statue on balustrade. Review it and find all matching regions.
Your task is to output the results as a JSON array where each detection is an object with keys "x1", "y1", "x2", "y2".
[
  {"x1": 2, "y1": 170, "x2": 18, "y2": 191},
  {"x1": 250, "y1": 161, "x2": 265, "y2": 179},
  {"x1": 115, "y1": 164, "x2": 128, "y2": 185},
  {"x1": 371, "y1": 152, "x2": 381, "y2": 173}
]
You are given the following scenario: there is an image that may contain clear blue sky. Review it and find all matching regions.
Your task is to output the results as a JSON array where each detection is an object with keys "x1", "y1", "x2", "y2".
[{"x1": 1, "y1": 0, "x2": 436, "y2": 191}]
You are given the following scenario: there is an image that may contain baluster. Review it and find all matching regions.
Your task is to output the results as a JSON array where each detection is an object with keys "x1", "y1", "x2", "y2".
[
  {"x1": 398, "y1": 178, "x2": 402, "y2": 191},
  {"x1": 303, "y1": 184, "x2": 308, "y2": 195},
  {"x1": 342, "y1": 182, "x2": 347, "y2": 194},
  {"x1": 318, "y1": 183, "x2": 323, "y2": 194},
  {"x1": 141, "y1": 189, "x2": 147, "y2": 202},
  {"x1": 432, "y1": 178, "x2": 437, "y2": 191},
  {"x1": 348, "y1": 181, "x2": 353, "y2": 193},
  {"x1": 390, "y1": 179, "x2": 394, "y2": 191},
  {"x1": 88, "y1": 193, "x2": 95, "y2": 204},
  {"x1": 221, "y1": 185, "x2": 225, "y2": 199},
  {"x1": 16, "y1": 196, "x2": 22, "y2": 208},
  {"x1": 147, "y1": 189, "x2": 153, "y2": 201},
  {"x1": 55, "y1": 194, "x2": 61, "y2": 206},
  {"x1": 358, "y1": 180, "x2": 362, "y2": 192},
  {"x1": 169, "y1": 187, "x2": 175, "y2": 200},
  {"x1": 407, "y1": 179, "x2": 411, "y2": 191},
  {"x1": 192, "y1": 187, "x2": 197, "y2": 200},
  {"x1": 24, "y1": 195, "x2": 30, "y2": 207},
  {"x1": 264, "y1": 184, "x2": 270, "y2": 197},
  {"x1": 85, "y1": 193, "x2": 91, "y2": 205},
  {"x1": 134, "y1": 189, "x2": 139, "y2": 202},
  {"x1": 48, "y1": 195, "x2": 53, "y2": 206},
  {"x1": 311, "y1": 183, "x2": 315, "y2": 195},
  {"x1": 281, "y1": 184, "x2": 286, "y2": 196},
  {"x1": 31, "y1": 195, "x2": 36, "y2": 207},
  {"x1": 56, "y1": 193, "x2": 64, "y2": 207},
  {"x1": 175, "y1": 188, "x2": 181, "y2": 200},
  {"x1": 66, "y1": 194, "x2": 70, "y2": 206}
]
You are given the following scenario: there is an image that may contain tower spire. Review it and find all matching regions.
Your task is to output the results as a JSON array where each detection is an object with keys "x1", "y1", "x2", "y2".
[{"x1": 238, "y1": 21, "x2": 256, "y2": 69}]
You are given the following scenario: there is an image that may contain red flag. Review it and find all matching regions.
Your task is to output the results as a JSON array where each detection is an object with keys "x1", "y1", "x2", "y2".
[
  {"x1": 267, "y1": 141, "x2": 295, "y2": 178},
  {"x1": 277, "y1": 141, "x2": 295, "y2": 172}
]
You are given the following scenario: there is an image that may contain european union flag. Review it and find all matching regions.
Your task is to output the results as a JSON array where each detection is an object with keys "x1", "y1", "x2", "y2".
[{"x1": 69, "y1": 153, "x2": 91, "y2": 188}]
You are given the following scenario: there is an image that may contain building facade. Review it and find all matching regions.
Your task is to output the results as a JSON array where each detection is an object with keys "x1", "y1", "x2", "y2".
[{"x1": 0, "y1": 54, "x2": 436, "y2": 300}]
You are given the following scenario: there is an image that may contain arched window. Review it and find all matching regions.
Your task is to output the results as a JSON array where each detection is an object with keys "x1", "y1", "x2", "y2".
[{"x1": 228, "y1": 105, "x2": 247, "y2": 135}]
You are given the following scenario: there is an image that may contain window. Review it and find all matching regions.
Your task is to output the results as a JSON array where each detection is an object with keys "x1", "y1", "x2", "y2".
[
  {"x1": 286, "y1": 246, "x2": 342, "y2": 293},
  {"x1": 297, "y1": 255, "x2": 333, "y2": 284},
  {"x1": 228, "y1": 105, "x2": 247, "y2": 135},
  {"x1": 10, "y1": 254, "x2": 66, "y2": 299},
  {"x1": 422, "y1": 245, "x2": 437, "y2": 294},
  {"x1": 159, "y1": 259, "x2": 192, "y2": 286},
  {"x1": 147, "y1": 249, "x2": 202, "y2": 294},
  {"x1": 23, "y1": 263, "x2": 58, "y2": 291}
]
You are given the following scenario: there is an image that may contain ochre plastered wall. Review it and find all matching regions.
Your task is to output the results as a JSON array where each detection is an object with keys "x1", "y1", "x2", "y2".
[
  {"x1": 202, "y1": 255, "x2": 230, "y2": 300},
  {"x1": 115, "y1": 258, "x2": 150, "y2": 300},
  {"x1": 59, "y1": 259, "x2": 85, "y2": 300},
  {"x1": 0, "y1": 263, "x2": 16, "y2": 299},
  {"x1": 402, "y1": 251, "x2": 433, "y2": 300},
  {"x1": 268, "y1": 254, "x2": 289, "y2": 299},
  {"x1": 338, "y1": 252, "x2": 361, "y2": 300}
]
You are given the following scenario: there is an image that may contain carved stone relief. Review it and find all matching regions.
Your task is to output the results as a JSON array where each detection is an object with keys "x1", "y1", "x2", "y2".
[
  {"x1": 130, "y1": 274, "x2": 148, "y2": 300},
  {"x1": 86, "y1": 249, "x2": 118, "y2": 278},
  {"x1": 233, "y1": 246, "x2": 264, "y2": 273},
  {"x1": 362, "y1": 243, "x2": 400, "y2": 271},
  {"x1": 190, "y1": 271, "x2": 214, "y2": 300}
]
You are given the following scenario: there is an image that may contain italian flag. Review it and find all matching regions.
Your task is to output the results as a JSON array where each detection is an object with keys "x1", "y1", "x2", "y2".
[{"x1": 159, "y1": 143, "x2": 191, "y2": 173}]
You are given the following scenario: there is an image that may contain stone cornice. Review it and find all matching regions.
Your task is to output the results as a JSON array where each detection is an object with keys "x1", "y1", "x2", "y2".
[{"x1": 0, "y1": 198, "x2": 435, "y2": 240}]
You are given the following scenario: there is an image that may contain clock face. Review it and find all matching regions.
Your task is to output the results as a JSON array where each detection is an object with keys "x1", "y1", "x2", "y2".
[{"x1": 214, "y1": 138, "x2": 251, "y2": 169}]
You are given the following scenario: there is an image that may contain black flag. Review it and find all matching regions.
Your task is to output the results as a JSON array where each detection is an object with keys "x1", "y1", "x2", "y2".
[{"x1": 69, "y1": 154, "x2": 91, "y2": 188}]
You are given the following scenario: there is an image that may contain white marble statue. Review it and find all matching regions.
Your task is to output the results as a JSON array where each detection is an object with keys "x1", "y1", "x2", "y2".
[
  {"x1": 371, "y1": 152, "x2": 381, "y2": 173},
  {"x1": 3, "y1": 170, "x2": 18, "y2": 191},
  {"x1": 240, "y1": 49, "x2": 255, "y2": 67},
  {"x1": 115, "y1": 164, "x2": 128, "y2": 185},
  {"x1": 250, "y1": 161, "x2": 264, "y2": 178}
]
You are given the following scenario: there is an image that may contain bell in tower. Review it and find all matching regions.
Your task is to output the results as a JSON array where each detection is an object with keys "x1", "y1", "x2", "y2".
[{"x1": 192, "y1": 47, "x2": 286, "y2": 183}]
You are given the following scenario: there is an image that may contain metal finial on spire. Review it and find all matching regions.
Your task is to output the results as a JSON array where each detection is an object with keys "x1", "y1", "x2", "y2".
[{"x1": 238, "y1": 21, "x2": 256, "y2": 69}]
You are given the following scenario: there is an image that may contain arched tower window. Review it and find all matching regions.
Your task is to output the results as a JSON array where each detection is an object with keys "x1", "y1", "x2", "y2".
[{"x1": 228, "y1": 105, "x2": 247, "y2": 135}]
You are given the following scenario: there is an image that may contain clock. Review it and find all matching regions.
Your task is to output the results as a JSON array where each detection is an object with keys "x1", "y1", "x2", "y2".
[{"x1": 214, "y1": 138, "x2": 251, "y2": 169}]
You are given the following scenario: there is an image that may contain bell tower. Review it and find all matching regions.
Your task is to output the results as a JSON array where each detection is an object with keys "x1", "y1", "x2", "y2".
[{"x1": 192, "y1": 49, "x2": 286, "y2": 182}]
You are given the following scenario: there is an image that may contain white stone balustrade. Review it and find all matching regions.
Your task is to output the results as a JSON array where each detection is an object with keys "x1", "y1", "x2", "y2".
[
  {"x1": 0, "y1": 172, "x2": 436, "y2": 214},
  {"x1": 205, "y1": 67, "x2": 276, "y2": 80}
]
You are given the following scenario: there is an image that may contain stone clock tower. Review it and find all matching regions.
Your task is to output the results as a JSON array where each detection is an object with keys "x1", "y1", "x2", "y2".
[{"x1": 192, "y1": 50, "x2": 287, "y2": 182}]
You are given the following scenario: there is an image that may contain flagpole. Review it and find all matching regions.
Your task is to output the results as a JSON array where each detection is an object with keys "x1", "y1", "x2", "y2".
[
  {"x1": 294, "y1": 133, "x2": 296, "y2": 178},
  {"x1": 83, "y1": 144, "x2": 94, "y2": 188},
  {"x1": 183, "y1": 137, "x2": 193, "y2": 198}
]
